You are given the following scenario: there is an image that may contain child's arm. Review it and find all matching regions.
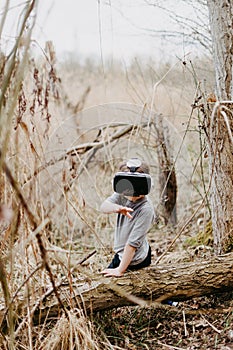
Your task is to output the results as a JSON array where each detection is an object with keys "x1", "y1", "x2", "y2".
[
  {"x1": 101, "y1": 244, "x2": 136, "y2": 277},
  {"x1": 100, "y1": 200, "x2": 133, "y2": 219}
]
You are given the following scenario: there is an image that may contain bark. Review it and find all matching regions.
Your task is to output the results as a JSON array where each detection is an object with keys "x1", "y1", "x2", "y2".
[
  {"x1": 206, "y1": 0, "x2": 233, "y2": 253},
  {"x1": 153, "y1": 115, "x2": 177, "y2": 226},
  {"x1": 29, "y1": 253, "x2": 233, "y2": 324},
  {"x1": 207, "y1": 0, "x2": 233, "y2": 100},
  {"x1": 206, "y1": 103, "x2": 233, "y2": 254}
]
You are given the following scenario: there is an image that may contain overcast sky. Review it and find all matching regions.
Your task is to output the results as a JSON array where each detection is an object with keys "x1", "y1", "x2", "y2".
[{"x1": 1, "y1": 0, "x2": 208, "y2": 63}]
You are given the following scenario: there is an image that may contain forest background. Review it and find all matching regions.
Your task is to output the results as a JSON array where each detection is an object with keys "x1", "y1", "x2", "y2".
[{"x1": 0, "y1": 1, "x2": 232, "y2": 350}]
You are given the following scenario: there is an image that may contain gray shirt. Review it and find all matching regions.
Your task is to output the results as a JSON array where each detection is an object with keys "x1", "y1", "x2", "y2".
[{"x1": 107, "y1": 193, "x2": 155, "y2": 266}]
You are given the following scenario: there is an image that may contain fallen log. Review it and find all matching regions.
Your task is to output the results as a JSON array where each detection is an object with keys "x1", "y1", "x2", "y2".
[{"x1": 31, "y1": 253, "x2": 233, "y2": 324}]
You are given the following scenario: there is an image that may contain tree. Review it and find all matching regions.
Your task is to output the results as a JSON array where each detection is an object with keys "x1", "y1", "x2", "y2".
[
  {"x1": 154, "y1": 114, "x2": 177, "y2": 226},
  {"x1": 205, "y1": 0, "x2": 233, "y2": 254},
  {"x1": 144, "y1": 0, "x2": 233, "y2": 254},
  {"x1": 6, "y1": 252, "x2": 232, "y2": 327}
]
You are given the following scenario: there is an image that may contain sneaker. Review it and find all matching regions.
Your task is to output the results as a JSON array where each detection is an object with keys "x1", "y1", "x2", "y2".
[{"x1": 166, "y1": 300, "x2": 179, "y2": 307}]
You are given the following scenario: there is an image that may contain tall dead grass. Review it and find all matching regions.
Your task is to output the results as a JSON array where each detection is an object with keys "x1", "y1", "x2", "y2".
[{"x1": 0, "y1": 2, "x2": 215, "y2": 349}]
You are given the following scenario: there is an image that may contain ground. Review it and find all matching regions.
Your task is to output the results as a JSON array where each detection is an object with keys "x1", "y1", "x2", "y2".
[
  {"x1": 94, "y1": 292, "x2": 233, "y2": 349},
  {"x1": 92, "y1": 225, "x2": 233, "y2": 350}
]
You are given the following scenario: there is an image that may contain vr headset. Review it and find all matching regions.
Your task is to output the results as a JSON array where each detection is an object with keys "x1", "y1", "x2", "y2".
[{"x1": 113, "y1": 158, "x2": 152, "y2": 196}]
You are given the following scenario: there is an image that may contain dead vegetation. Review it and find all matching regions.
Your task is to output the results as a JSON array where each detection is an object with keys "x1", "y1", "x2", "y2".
[{"x1": 1, "y1": 2, "x2": 233, "y2": 349}]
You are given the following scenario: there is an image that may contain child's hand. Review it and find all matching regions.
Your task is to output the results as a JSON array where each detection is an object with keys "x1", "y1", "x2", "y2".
[
  {"x1": 101, "y1": 267, "x2": 124, "y2": 277},
  {"x1": 117, "y1": 206, "x2": 133, "y2": 219}
]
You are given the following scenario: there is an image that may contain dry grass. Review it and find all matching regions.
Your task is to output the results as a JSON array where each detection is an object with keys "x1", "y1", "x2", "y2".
[{"x1": 0, "y1": 2, "x2": 221, "y2": 349}]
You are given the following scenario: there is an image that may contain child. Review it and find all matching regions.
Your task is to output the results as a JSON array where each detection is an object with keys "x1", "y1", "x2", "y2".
[{"x1": 100, "y1": 158, "x2": 155, "y2": 277}]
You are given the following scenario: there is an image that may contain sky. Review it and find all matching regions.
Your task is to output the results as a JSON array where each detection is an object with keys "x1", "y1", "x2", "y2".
[{"x1": 1, "y1": 0, "x2": 208, "y2": 64}]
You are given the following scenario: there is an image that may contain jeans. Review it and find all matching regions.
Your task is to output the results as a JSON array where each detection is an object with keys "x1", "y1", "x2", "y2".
[{"x1": 108, "y1": 245, "x2": 151, "y2": 270}]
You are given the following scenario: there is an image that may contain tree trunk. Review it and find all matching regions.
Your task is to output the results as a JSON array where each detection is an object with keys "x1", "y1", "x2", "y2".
[
  {"x1": 206, "y1": 0, "x2": 233, "y2": 254},
  {"x1": 206, "y1": 102, "x2": 233, "y2": 254},
  {"x1": 153, "y1": 115, "x2": 177, "y2": 226},
  {"x1": 207, "y1": 0, "x2": 233, "y2": 100},
  {"x1": 26, "y1": 253, "x2": 233, "y2": 325}
]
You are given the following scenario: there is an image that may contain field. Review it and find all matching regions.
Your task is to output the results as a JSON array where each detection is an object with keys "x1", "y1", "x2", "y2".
[{"x1": 1, "y1": 37, "x2": 233, "y2": 350}]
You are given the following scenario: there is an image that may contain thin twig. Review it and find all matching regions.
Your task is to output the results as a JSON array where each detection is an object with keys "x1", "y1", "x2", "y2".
[
  {"x1": 157, "y1": 341, "x2": 186, "y2": 350},
  {"x1": 182, "y1": 310, "x2": 188, "y2": 337},
  {"x1": 200, "y1": 313, "x2": 222, "y2": 334},
  {"x1": 220, "y1": 108, "x2": 233, "y2": 145},
  {"x1": 155, "y1": 199, "x2": 205, "y2": 265},
  {"x1": 77, "y1": 250, "x2": 97, "y2": 265}
]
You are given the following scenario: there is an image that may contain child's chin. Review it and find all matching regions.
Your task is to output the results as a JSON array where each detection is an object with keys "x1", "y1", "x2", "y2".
[{"x1": 124, "y1": 195, "x2": 143, "y2": 201}]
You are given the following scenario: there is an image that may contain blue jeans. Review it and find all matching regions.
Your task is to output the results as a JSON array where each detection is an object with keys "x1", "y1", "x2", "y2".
[{"x1": 108, "y1": 245, "x2": 151, "y2": 270}]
